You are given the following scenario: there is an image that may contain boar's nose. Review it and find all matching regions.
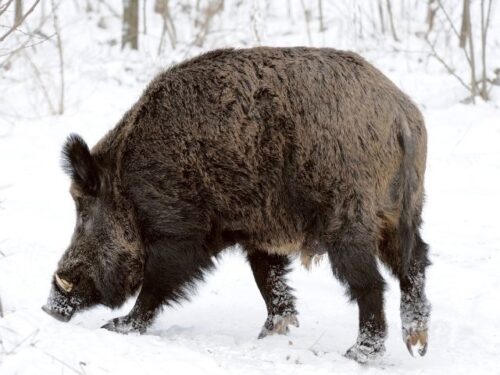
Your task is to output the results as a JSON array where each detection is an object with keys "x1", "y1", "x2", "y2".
[
  {"x1": 41, "y1": 285, "x2": 76, "y2": 322},
  {"x1": 41, "y1": 304, "x2": 72, "y2": 322}
]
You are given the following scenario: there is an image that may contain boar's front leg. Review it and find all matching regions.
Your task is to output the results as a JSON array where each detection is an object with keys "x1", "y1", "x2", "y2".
[
  {"x1": 246, "y1": 248, "x2": 298, "y2": 338},
  {"x1": 102, "y1": 238, "x2": 214, "y2": 334}
]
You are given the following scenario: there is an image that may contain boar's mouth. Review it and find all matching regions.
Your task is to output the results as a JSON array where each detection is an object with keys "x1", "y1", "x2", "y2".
[
  {"x1": 41, "y1": 283, "x2": 79, "y2": 322},
  {"x1": 41, "y1": 304, "x2": 73, "y2": 322}
]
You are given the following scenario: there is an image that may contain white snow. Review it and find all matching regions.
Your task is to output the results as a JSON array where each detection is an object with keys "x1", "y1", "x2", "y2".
[{"x1": 1, "y1": 1, "x2": 500, "y2": 374}]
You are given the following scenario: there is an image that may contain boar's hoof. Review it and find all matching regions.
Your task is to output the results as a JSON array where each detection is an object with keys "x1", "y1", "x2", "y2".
[
  {"x1": 101, "y1": 316, "x2": 146, "y2": 334},
  {"x1": 404, "y1": 327, "x2": 428, "y2": 357},
  {"x1": 258, "y1": 314, "x2": 299, "y2": 339},
  {"x1": 345, "y1": 336, "x2": 386, "y2": 364}
]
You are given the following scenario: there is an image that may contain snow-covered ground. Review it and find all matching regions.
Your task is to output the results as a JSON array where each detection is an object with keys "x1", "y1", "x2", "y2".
[{"x1": 1, "y1": 1, "x2": 500, "y2": 374}]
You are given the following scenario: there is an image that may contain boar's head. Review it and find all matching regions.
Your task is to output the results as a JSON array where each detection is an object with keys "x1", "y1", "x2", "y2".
[{"x1": 42, "y1": 134, "x2": 144, "y2": 322}]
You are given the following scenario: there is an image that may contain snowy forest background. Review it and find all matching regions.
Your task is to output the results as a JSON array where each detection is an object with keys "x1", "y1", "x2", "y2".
[{"x1": 1, "y1": 1, "x2": 499, "y2": 374}]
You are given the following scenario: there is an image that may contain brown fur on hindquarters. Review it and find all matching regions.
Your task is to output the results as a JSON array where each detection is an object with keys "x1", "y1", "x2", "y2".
[{"x1": 43, "y1": 47, "x2": 430, "y2": 362}]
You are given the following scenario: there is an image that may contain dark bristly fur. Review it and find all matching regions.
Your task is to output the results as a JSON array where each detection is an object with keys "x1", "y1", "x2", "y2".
[{"x1": 44, "y1": 47, "x2": 431, "y2": 361}]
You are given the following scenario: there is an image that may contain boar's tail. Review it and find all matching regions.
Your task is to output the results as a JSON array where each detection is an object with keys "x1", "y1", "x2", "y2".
[{"x1": 397, "y1": 116, "x2": 417, "y2": 277}]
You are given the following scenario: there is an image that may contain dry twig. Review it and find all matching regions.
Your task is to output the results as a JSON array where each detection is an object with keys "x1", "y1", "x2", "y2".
[
  {"x1": 0, "y1": 0, "x2": 40, "y2": 42},
  {"x1": 193, "y1": 0, "x2": 223, "y2": 48},
  {"x1": 22, "y1": 49, "x2": 56, "y2": 114},
  {"x1": 0, "y1": 0, "x2": 15, "y2": 17},
  {"x1": 386, "y1": 0, "x2": 399, "y2": 42},
  {"x1": 50, "y1": 0, "x2": 64, "y2": 114},
  {"x1": 425, "y1": 37, "x2": 472, "y2": 93}
]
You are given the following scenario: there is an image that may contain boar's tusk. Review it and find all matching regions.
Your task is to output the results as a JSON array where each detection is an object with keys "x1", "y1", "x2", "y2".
[{"x1": 55, "y1": 274, "x2": 73, "y2": 293}]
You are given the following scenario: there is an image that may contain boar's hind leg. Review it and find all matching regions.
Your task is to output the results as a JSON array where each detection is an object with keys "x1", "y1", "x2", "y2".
[
  {"x1": 246, "y1": 249, "x2": 298, "y2": 339},
  {"x1": 102, "y1": 238, "x2": 214, "y2": 334},
  {"x1": 379, "y1": 224, "x2": 431, "y2": 357},
  {"x1": 327, "y1": 226, "x2": 387, "y2": 363}
]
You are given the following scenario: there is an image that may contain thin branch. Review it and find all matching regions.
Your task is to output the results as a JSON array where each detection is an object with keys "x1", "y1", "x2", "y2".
[
  {"x1": 0, "y1": 0, "x2": 15, "y2": 17},
  {"x1": 5, "y1": 329, "x2": 40, "y2": 355},
  {"x1": 386, "y1": 0, "x2": 399, "y2": 42},
  {"x1": 100, "y1": 0, "x2": 120, "y2": 18},
  {"x1": 0, "y1": 32, "x2": 54, "y2": 59},
  {"x1": 0, "y1": 5, "x2": 55, "y2": 73},
  {"x1": 157, "y1": 0, "x2": 177, "y2": 55},
  {"x1": 34, "y1": 346, "x2": 85, "y2": 374},
  {"x1": 425, "y1": 37, "x2": 472, "y2": 93},
  {"x1": 435, "y1": 0, "x2": 462, "y2": 41},
  {"x1": 435, "y1": 0, "x2": 472, "y2": 66},
  {"x1": 0, "y1": 0, "x2": 41, "y2": 42},
  {"x1": 22, "y1": 49, "x2": 56, "y2": 114},
  {"x1": 484, "y1": 0, "x2": 493, "y2": 32},
  {"x1": 164, "y1": 3, "x2": 176, "y2": 49}
]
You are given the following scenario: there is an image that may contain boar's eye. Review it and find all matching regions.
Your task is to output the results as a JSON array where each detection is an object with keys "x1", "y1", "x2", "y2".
[
  {"x1": 81, "y1": 211, "x2": 89, "y2": 222},
  {"x1": 78, "y1": 207, "x2": 89, "y2": 223}
]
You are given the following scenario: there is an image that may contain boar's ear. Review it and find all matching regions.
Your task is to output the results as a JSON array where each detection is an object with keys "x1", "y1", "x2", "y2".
[{"x1": 61, "y1": 134, "x2": 100, "y2": 195}]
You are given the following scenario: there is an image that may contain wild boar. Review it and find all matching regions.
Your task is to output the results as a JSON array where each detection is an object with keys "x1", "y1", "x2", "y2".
[{"x1": 42, "y1": 47, "x2": 430, "y2": 363}]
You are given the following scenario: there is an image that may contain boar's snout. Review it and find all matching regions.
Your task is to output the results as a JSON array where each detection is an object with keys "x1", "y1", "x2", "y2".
[
  {"x1": 41, "y1": 283, "x2": 79, "y2": 322},
  {"x1": 41, "y1": 304, "x2": 72, "y2": 322}
]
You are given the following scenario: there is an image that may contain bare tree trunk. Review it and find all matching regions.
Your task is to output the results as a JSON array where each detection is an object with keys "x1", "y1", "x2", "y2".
[
  {"x1": 431, "y1": 0, "x2": 487, "y2": 103},
  {"x1": 352, "y1": 3, "x2": 362, "y2": 41},
  {"x1": 164, "y1": 4, "x2": 176, "y2": 48},
  {"x1": 192, "y1": 0, "x2": 223, "y2": 48},
  {"x1": 85, "y1": 0, "x2": 93, "y2": 12},
  {"x1": 122, "y1": 0, "x2": 139, "y2": 50},
  {"x1": 464, "y1": 0, "x2": 477, "y2": 102},
  {"x1": 251, "y1": 0, "x2": 262, "y2": 44},
  {"x1": 143, "y1": 0, "x2": 147, "y2": 34},
  {"x1": 479, "y1": 0, "x2": 493, "y2": 100},
  {"x1": 14, "y1": 0, "x2": 22, "y2": 22},
  {"x1": 318, "y1": 0, "x2": 325, "y2": 32},
  {"x1": 386, "y1": 0, "x2": 399, "y2": 41},
  {"x1": 156, "y1": 0, "x2": 176, "y2": 55},
  {"x1": 377, "y1": 0, "x2": 385, "y2": 34},
  {"x1": 480, "y1": 0, "x2": 486, "y2": 99},
  {"x1": 300, "y1": 0, "x2": 312, "y2": 45},
  {"x1": 459, "y1": 0, "x2": 470, "y2": 48},
  {"x1": 426, "y1": 0, "x2": 437, "y2": 35},
  {"x1": 51, "y1": 0, "x2": 64, "y2": 114}
]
